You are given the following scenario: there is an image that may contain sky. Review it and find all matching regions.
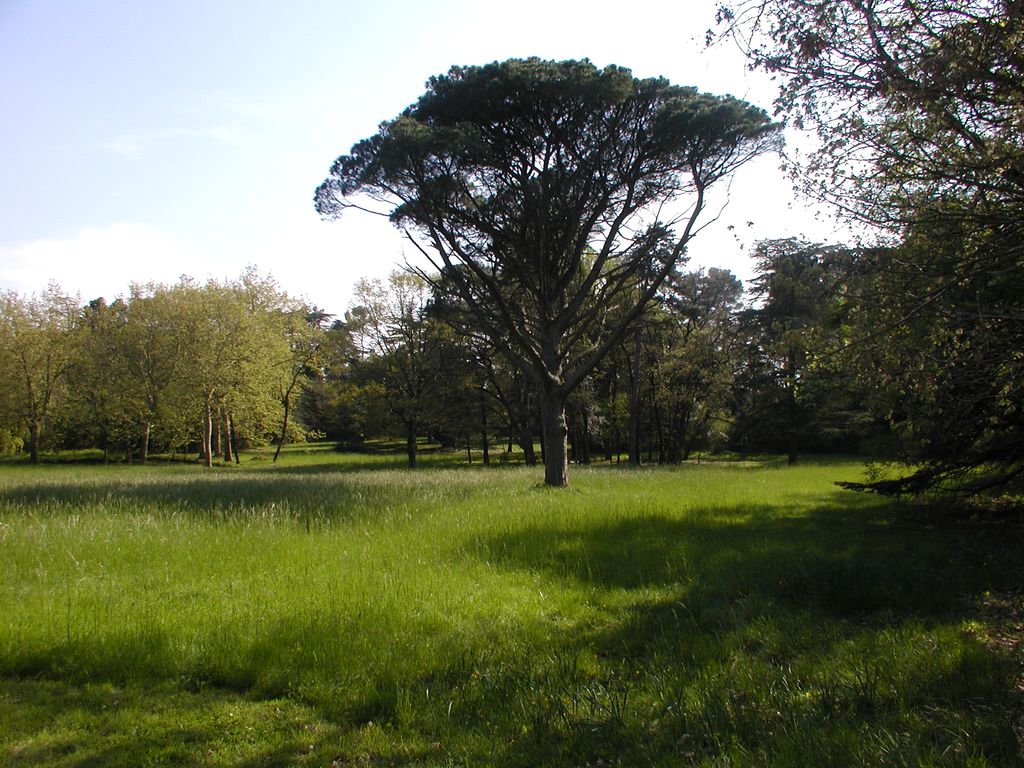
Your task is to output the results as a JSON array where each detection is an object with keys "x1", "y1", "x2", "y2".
[{"x1": 0, "y1": 0, "x2": 844, "y2": 315}]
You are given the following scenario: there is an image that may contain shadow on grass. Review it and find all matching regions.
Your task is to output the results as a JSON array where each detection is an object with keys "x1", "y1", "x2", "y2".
[
  {"x1": 0, "y1": 678, "x2": 344, "y2": 768},
  {"x1": 466, "y1": 494, "x2": 1024, "y2": 766},
  {"x1": 0, "y1": 677, "x2": 456, "y2": 768},
  {"x1": 474, "y1": 493, "x2": 1019, "y2": 616},
  {"x1": 0, "y1": 469, "x2": 449, "y2": 525}
]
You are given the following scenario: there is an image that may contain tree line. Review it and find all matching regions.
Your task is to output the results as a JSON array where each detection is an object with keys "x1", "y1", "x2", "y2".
[
  {"x1": 0, "y1": 269, "x2": 327, "y2": 466},
  {"x1": 0, "y1": 242, "x2": 888, "y2": 469}
]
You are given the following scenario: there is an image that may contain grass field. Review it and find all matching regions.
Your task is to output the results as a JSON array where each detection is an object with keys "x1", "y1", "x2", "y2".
[{"x1": 0, "y1": 446, "x2": 1021, "y2": 766}]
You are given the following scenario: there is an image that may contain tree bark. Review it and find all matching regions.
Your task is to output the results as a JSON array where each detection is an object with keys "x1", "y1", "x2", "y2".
[
  {"x1": 405, "y1": 422, "x2": 417, "y2": 468},
  {"x1": 28, "y1": 420, "x2": 41, "y2": 464},
  {"x1": 141, "y1": 421, "x2": 151, "y2": 464},
  {"x1": 212, "y1": 410, "x2": 221, "y2": 459},
  {"x1": 273, "y1": 396, "x2": 291, "y2": 463},
  {"x1": 230, "y1": 414, "x2": 240, "y2": 464},
  {"x1": 202, "y1": 399, "x2": 213, "y2": 468},
  {"x1": 480, "y1": 393, "x2": 490, "y2": 466},
  {"x1": 521, "y1": 437, "x2": 536, "y2": 466},
  {"x1": 627, "y1": 327, "x2": 643, "y2": 467},
  {"x1": 786, "y1": 344, "x2": 799, "y2": 465},
  {"x1": 538, "y1": 386, "x2": 568, "y2": 487},
  {"x1": 222, "y1": 410, "x2": 233, "y2": 464}
]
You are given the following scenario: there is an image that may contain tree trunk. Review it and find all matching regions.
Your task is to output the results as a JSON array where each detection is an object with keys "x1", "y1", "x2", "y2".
[
  {"x1": 202, "y1": 401, "x2": 213, "y2": 468},
  {"x1": 273, "y1": 380, "x2": 297, "y2": 463},
  {"x1": 405, "y1": 423, "x2": 417, "y2": 468},
  {"x1": 480, "y1": 394, "x2": 490, "y2": 466},
  {"x1": 578, "y1": 407, "x2": 591, "y2": 464},
  {"x1": 786, "y1": 345, "x2": 799, "y2": 465},
  {"x1": 538, "y1": 386, "x2": 568, "y2": 487},
  {"x1": 212, "y1": 410, "x2": 222, "y2": 459},
  {"x1": 230, "y1": 414, "x2": 240, "y2": 464},
  {"x1": 28, "y1": 420, "x2": 41, "y2": 464},
  {"x1": 654, "y1": 402, "x2": 667, "y2": 464},
  {"x1": 222, "y1": 410, "x2": 233, "y2": 464},
  {"x1": 518, "y1": 433, "x2": 536, "y2": 465},
  {"x1": 628, "y1": 327, "x2": 642, "y2": 467},
  {"x1": 141, "y1": 421, "x2": 151, "y2": 464}
]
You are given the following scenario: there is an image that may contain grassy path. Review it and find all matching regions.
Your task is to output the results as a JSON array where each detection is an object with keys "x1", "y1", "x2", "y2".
[{"x1": 0, "y1": 453, "x2": 1020, "y2": 766}]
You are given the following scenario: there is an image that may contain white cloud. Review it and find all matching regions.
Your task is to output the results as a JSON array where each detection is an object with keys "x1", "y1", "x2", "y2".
[
  {"x1": 0, "y1": 223, "x2": 212, "y2": 300},
  {"x1": 0, "y1": 217, "x2": 408, "y2": 313}
]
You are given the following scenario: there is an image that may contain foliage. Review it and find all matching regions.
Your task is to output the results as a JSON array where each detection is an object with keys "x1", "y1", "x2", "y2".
[
  {"x1": 0, "y1": 285, "x2": 79, "y2": 462},
  {"x1": 717, "y1": 0, "x2": 1024, "y2": 495},
  {"x1": 732, "y1": 239, "x2": 877, "y2": 461},
  {"x1": 0, "y1": 271, "x2": 330, "y2": 466},
  {"x1": 347, "y1": 272, "x2": 466, "y2": 466}
]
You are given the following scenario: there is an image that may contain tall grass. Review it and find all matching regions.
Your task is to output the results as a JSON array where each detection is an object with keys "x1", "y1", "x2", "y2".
[{"x1": 0, "y1": 453, "x2": 1019, "y2": 766}]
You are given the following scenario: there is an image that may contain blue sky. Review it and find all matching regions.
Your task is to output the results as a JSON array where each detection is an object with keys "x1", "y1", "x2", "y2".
[{"x1": 0, "y1": 0, "x2": 840, "y2": 314}]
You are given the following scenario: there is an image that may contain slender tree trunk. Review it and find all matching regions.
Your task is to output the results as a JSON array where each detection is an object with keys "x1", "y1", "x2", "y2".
[
  {"x1": 28, "y1": 420, "x2": 41, "y2": 464},
  {"x1": 578, "y1": 408, "x2": 591, "y2": 464},
  {"x1": 628, "y1": 327, "x2": 643, "y2": 467},
  {"x1": 405, "y1": 422, "x2": 417, "y2": 468},
  {"x1": 519, "y1": 433, "x2": 536, "y2": 465},
  {"x1": 202, "y1": 400, "x2": 213, "y2": 468},
  {"x1": 538, "y1": 385, "x2": 568, "y2": 487},
  {"x1": 608, "y1": 371, "x2": 619, "y2": 463},
  {"x1": 141, "y1": 421, "x2": 151, "y2": 464},
  {"x1": 786, "y1": 345, "x2": 799, "y2": 465},
  {"x1": 515, "y1": 387, "x2": 536, "y2": 465},
  {"x1": 654, "y1": 402, "x2": 666, "y2": 464},
  {"x1": 273, "y1": 379, "x2": 298, "y2": 463},
  {"x1": 212, "y1": 410, "x2": 222, "y2": 459},
  {"x1": 230, "y1": 414, "x2": 240, "y2": 464},
  {"x1": 222, "y1": 410, "x2": 233, "y2": 463},
  {"x1": 480, "y1": 393, "x2": 490, "y2": 466}
]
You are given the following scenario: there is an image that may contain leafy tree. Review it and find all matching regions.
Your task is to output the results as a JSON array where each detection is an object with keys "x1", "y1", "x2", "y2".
[
  {"x1": 654, "y1": 268, "x2": 745, "y2": 462},
  {"x1": 299, "y1": 316, "x2": 373, "y2": 446},
  {"x1": 349, "y1": 272, "x2": 450, "y2": 467},
  {"x1": 0, "y1": 286, "x2": 78, "y2": 462},
  {"x1": 743, "y1": 239, "x2": 837, "y2": 464},
  {"x1": 717, "y1": 0, "x2": 1024, "y2": 494},
  {"x1": 272, "y1": 306, "x2": 329, "y2": 462},
  {"x1": 119, "y1": 283, "x2": 192, "y2": 462},
  {"x1": 316, "y1": 57, "x2": 779, "y2": 485},
  {"x1": 64, "y1": 298, "x2": 141, "y2": 460},
  {"x1": 173, "y1": 273, "x2": 289, "y2": 466}
]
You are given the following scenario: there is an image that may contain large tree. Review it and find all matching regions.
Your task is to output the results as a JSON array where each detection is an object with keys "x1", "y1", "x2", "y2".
[
  {"x1": 316, "y1": 58, "x2": 778, "y2": 485},
  {"x1": 717, "y1": 0, "x2": 1024, "y2": 494}
]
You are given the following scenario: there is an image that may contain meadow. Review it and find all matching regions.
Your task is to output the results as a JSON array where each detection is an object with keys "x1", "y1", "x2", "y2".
[{"x1": 0, "y1": 446, "x2": 1020, "y2": 766}]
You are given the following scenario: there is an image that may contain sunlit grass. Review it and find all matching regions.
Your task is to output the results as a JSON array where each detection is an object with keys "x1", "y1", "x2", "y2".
[{"x1": 0, "y1": 450, "x2": 1019, "y2": 766}]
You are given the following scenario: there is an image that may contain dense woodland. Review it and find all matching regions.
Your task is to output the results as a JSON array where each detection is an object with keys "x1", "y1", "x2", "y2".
[{"x1": 2, "y1": 0, "x2": 1022, "y2": 498}]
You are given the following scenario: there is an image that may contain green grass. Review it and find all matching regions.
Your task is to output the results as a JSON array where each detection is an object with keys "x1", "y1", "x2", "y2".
[{"x1": 0, "y1": 449, "x2": 1020, "y2": 766}]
